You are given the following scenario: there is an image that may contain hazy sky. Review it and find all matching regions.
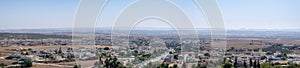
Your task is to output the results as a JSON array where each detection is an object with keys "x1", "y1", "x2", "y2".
[{"x1": 0, "y1": 0, "x2": 299, "y2": 30}]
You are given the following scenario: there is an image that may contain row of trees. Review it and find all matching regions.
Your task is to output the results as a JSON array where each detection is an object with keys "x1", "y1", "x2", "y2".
[
  {"x1": 223, "y1": 57, "x2": 261, "y2": 68},
  {"x1": 223, "y1": 56, "x2": 300, "y2": 68}
]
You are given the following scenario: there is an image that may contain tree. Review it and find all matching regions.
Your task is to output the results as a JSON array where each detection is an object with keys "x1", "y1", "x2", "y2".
[
  {"x1": 28, "y1": 48, "x2": 32, "y2": 51},
  {"x1": 59, "y1": 47, "x2": 62, "y2": 53},
  {"x1": 266, "y1": 51, "x2": 273, "y2": 55},
  {"x1": 174, "y1": 54, "x2": 179, "y2": 60},
  {"x1": 100, "y1": 56, "x2": 126, "y2": 68},
  {"x1": 73, "y1": 65, "x2": 80, "y2": 68},
  {"x1": 104, "y1": 59, "x2": 109, "y2": 68},
  {"x1": 204, "y1": 53, "x2": 210, "y2": 57},
  {"x1": 223, "y1": 62, "x2": 233, "y2": 68},
  {"x1": 260, "y1": 56, "x2": 267, "y2": 60},
  {"x1": 104, "y1": 47, "x2": 110, "y2": 50},
  {"x1": 254, "y1": 59, "x2": 257, "y2": 68},
  {"x1": 199, "y1": 56, "x2": 203, "y2": 61},
  {"x1": 223, "y1": 57, "x2": 227, "y2": 63},
  {"x1": 67, "y1": 53, "x2": 75, "y2": 59},
  {"x1": 23, "y1": 59, "x2": 32, "y2": 67},
  {"x1": 234, "y1": 57, "x2": 238, "y2": 68},
  {"x1": 257, "y1": 59, "x2": 260, "y2": 68},
  {"x1": 231, "y1": 47, "x2": 235, "y2": 50},
  {"x1": 282, "y1": 57, "x2": 288, "y2": 60},
  {"x1": 282, "y1": 53, "x2": 287, "y2": 58},
  {"x1": 249, "y1": 58, "x2": 253, "y2": 67},
  {"x1": 243, "y1": 60, "x2": 247, "y2": 68}
]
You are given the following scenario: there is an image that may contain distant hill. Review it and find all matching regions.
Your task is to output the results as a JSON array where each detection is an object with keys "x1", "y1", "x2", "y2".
[
  {"x1": 1, "y1": 28, "x2": 300, "y2": 40},
  {"x1": 0, "y1": 33, "x2": 72, "y2": 39}
]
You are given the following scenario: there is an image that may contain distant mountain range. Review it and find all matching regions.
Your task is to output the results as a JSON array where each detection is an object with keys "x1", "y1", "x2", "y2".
[{"x1": 1, "y1": 27, "x2": 300, "y2": 40}]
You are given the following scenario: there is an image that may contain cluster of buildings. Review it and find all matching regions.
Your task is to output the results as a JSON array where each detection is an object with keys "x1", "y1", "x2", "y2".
[
  {"x1": 3, "y1": 47, "x2": 75, "y2": 67},
  {"x1": 223, "y1": 47, "x2": 300, "y2": 67},
  {"x1": 0, "y1": 39, "x2": 71, "y2": 46}
]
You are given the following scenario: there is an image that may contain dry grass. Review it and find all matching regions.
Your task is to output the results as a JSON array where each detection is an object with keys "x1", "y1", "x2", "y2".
[
  {"x1": 32, "y1": 64, "x2": 73, "y2": 68},
  {"x1": 227, "y1": 38, "x2": 268, "y2": 49},
  {"x1": 0, "y1": 60, "x2": 16, "y2": 65}
]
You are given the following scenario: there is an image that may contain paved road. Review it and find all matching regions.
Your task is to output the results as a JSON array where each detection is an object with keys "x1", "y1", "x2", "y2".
[
  {"x1": 33, "y1": 62, "x2": 74, "y2": 68},
  {"x1": 136, "y1": 51, "x2": 169, "y2": 68}
]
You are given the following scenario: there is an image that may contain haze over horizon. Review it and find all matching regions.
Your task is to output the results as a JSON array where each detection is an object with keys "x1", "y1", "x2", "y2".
[{"x1": 0, "y1": 0, "x2": 299, "y2": 30}]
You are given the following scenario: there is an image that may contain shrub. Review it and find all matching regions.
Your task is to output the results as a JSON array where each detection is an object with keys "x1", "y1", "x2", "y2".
[{"x1": 23, "y1": 60, "x2": 32, "y2": 67}]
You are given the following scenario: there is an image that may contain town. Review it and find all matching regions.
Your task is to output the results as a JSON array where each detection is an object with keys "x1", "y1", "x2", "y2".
[{"x1": 0, "y1": 30, "x2": 300, "y2": 68}]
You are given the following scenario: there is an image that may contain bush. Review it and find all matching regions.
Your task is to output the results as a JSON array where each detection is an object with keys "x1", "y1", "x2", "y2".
[
  {"x1": 104, "y1": 47, "x2": 110, "y2": 50},
  {"x1": 73, "y1": 65, "x2": 80, "y2": 68},
  {"x1": 274, "y1": 62, "x2": 280, "y2": 65},
  {"x1": 261, "y1": 56, "x2": 267, "y2": 60},
  {"x1": 0, "y1": 63, "x2": 5, "y2": 68},
  {"x1": 23, "y1": 60, "x2": 32, "y2": 67},
  {"x1": 260, "y1": 62, "x2": 271, "y2": 68},
  {"x1": 12, "y1": 62, "x2": 18, "y2": 64},
  {"x1": 223, "y1": 62, "x2": 233, "y2": 68},
  {"x1": 288, "y1": 63, "x2": 300, "y2": 68},
  {"x1": 204, "y1": 53, "x2": 210, "y2": 57}
]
